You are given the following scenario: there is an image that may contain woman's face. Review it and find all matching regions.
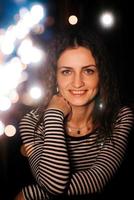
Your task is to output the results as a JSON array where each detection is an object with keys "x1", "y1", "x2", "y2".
[{"x1": 57, "y1": 46, "x2": 99, "y2": 107}]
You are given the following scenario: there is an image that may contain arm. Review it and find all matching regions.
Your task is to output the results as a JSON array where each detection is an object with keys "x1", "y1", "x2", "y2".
[
  {"x1": 15, "y1": 184, "x2": 49, "y2": 200},
  {"x1": 66, "y1": 106, "x2": 134, "y2": 196},
  {"x1": 20, "y1": 109, "x2": 70, "y2": 196}
]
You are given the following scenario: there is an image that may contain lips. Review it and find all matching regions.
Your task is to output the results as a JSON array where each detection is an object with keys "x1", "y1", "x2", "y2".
[{"x1": 69, "y1": 90, "x2": 87, "y2": 95}]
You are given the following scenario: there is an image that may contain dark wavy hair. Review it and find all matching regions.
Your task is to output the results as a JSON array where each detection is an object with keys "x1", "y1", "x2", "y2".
[{"x1": 37, "y1": 26, "x2": 121, "y2": 138}]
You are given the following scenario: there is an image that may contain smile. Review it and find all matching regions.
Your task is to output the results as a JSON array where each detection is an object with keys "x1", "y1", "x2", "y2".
[{"x1": 69, "y1": 90, "x2": 87, "y2": 95}]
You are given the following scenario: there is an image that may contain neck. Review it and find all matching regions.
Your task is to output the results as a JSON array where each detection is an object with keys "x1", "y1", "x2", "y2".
[{"x1": 67, "y1": 101, "x2": 95, "y2": 127}]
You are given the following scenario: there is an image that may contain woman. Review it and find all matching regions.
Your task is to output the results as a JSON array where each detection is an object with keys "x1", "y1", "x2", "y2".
[{"x1": 15, "y1": 27, "x2": 134, "y2": 200}]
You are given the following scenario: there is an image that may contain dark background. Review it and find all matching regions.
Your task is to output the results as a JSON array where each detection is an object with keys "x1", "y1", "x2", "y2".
[{"x1": 0, "y1": 0, "x2": 133, "y2": 199}]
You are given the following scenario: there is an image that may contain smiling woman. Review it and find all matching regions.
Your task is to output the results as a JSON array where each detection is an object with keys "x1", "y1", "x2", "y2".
[
  {"x1": 57, "y1": 47, "x2": 99, "y2": 107},
  {"x1": 56, "y1": 46, "x2": 99, "y2": 136},
  {"x1": 15, "y1": 27, "x2": 134, "y2": 200}
]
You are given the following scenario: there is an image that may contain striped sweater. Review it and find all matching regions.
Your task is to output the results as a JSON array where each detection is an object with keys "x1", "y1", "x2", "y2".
[{"x1": 19, "y1": 106, "x2": 134, "y2": 199}]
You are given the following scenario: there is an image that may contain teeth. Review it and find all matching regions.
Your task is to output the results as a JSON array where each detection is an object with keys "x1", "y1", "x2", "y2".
[{"x1": 70, "y1": 90, "x2": 86, "y2": 95}]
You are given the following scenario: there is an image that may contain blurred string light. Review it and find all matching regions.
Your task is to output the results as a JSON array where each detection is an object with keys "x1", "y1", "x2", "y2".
[
  {"x1": 0, "y1": 121, "x2": 5, "y2": 136},
  {"x1": 29, "y1": 86, "x2": 43, "y2": 100},
  {"x1": 0, "y1": 3, "x2": 46, "y2": 114},
  {"x1": 17, "y1": 38, "x2": 44, "y2": 64},
  {"x1": 0, "y1": 96, "x2": 11, "y2": 111},
  {"x1": 99, "y1": 11, "x2": 115, "y2": 28},
  {"x1": 4, "y1": 124, "x2": 16, "y2": 137},
  {"x1": 21, "y1": 84, "x2": 44, "y2": 106},
  {"x1": 0, "y1": 122, "x2": 16, "y2": 137},
  {"x1": 68, "y1": 15, "x2": 78, "y2": 25}
]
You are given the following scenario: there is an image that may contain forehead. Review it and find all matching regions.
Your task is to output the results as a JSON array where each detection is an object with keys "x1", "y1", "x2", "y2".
[{"x1": 57, "y1": 46, "x2": 96, "y2": 66}]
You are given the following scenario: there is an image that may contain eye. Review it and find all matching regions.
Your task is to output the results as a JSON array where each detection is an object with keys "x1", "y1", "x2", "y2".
[
  {"x1": 83, "y1": 68, "x2": 94, "y2": 75},
  {"x1": 61, "y1": 69, "x2": 72, "y2": 75}
]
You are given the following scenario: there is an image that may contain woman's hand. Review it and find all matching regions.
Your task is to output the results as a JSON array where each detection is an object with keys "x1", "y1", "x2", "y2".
[{"x1": 47, "y1": 94, "x2": 71, "y2": 117}]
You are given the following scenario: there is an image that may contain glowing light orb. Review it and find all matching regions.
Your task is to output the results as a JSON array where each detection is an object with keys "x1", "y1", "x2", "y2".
[
  {"x1": 5, "y1": 125, "x2": 16, "y2": 137},
  {"x1": 68, "y1": 15, "x2": 78, "y2": 25},
  {"x1": 99, "y1": 11, "x2": 115, "y2": 28}
]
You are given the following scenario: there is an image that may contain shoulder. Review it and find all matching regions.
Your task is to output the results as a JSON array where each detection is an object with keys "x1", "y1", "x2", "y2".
[
  {"x1": 19, "y1": 108, "x2": 39, "y2": 126},
  {"x1": 116, "y1": 106, "x2": 134, "y2": 120},
  {"x1": 114, "y1": 105, "x2": 134, "y2": 129}
]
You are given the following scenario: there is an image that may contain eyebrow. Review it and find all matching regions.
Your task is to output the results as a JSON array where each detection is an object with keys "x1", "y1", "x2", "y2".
[{"x1": 58, "y1": 65, "x2": 97, "y2": 69}]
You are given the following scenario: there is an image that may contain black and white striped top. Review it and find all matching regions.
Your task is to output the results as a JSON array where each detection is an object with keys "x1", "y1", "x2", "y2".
[{"x1": 19, "y1": 106, "x2": 134, "y2": 200}]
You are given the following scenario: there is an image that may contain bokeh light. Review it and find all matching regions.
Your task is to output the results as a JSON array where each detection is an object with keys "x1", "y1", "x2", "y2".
[
  {"x1": 5, "y1": 124, "x2": 16, "y2": 137},
  {"x1": 0, "y1": 96, "x2": 11, "y2": 111},
  {"x1": 29, "y1": 86, "x2": 43, "y2": 100},
  {"x1": 99, "y1": 11, "x2": 115, "y2": 28},
  {"x1": 68, "y1": 15, "x2": 78, "y2": 25},
  {"x1": 0, "y1": 121, "x2": 5, "y2": 136},
  {"x1": 0, "y1": 3, "x2": 45, "y2": 114}
]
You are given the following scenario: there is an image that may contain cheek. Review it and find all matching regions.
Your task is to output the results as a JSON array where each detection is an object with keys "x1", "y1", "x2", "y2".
[
  {"x1": 94, "y1": 81, "x2": 99, "y2": 90},
  {"x1": 57, "y1": 81, "x2": 67, "y2": 95},
  {"x1": 57, "y1": 76, "x2": 70, "y2": 89},
  {"x1": 88, "y1": 77, "x2": 99, "y2": 89}
]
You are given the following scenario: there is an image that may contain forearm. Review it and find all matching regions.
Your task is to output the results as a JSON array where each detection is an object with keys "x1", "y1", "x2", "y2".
[
  {"x1": 66, "y1": 107, "x2": 134, "y2": 196},
  {"x1": 38, "y1": 109, "x2": 70, "y2": 194},
  {"x1": 20, "y1": 109, "x2": 70, "y2": 195},
  {"x1": 22, "y1": 184, "x2": 50, "y2": 200}
]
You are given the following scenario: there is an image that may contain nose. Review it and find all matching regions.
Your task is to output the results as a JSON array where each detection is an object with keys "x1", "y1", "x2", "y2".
[{"x1": 72, "y1": 73, "x2": 84, "y2": 88}]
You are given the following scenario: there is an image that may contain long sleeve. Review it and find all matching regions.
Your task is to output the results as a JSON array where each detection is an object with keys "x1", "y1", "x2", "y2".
[
  {"x1": 66, "y1": 106, "x2": 134, "y2": 196},
  {"x1": 22, "y1": 184, "x2": 49, "y2": 200},
  {"x1": 20, "y1": 106, "x2": 134, "y2": 198},
  {"x1": 20, "y1": 109, "x2": 70, "y2": 196}
]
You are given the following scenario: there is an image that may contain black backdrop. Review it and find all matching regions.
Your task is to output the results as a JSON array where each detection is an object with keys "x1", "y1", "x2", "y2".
[{"x1": 0, "y1": 0, "x2": 133, "y2": 199}]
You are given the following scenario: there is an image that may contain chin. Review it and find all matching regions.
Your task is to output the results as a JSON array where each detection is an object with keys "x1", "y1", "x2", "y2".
[
  {"x1": 69, "y1": 101, "x2": 88, "y2": 107},
  {"x1": 69, "y1": 98, "x2": 95, "y2": 107}
]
